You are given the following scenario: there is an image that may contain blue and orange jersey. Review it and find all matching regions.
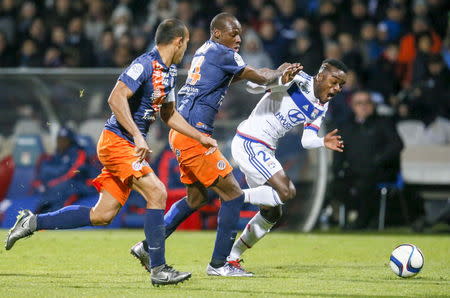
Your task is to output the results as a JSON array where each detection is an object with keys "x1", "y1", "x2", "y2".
[
  {"x1": 105, "y1": 47, "x2": 177, "y2": 143},
  {"x1": 177, "y1": 40, "x2": 247, "y2": 134}
]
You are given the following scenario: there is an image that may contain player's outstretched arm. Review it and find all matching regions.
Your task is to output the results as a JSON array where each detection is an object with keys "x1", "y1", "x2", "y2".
[
  {"x1": 237, "y1": 63, "x2": 302, "y2": 85},
  {"x1": 245, "y1": 64, "x2": 303, "y2": 94},
  {"x1": 160, "y1": 102, "x2": 218, "y2": 153},
  {"x1": 107, "y1": 81, "x2": 151, "y2": 162}
]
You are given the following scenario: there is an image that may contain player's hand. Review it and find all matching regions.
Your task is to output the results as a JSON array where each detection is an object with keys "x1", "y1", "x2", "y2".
[
  {"x1": 133, "y1": 134, "x2": 152, "y2": 162},
  {"x1": 199, "y1": 135, "x2": 218, "y2": 155},
  {"x1": 277, "y1": 62, "x2": 291, "y2": 72},
  {"x1": 281, "y1": 63, "x2": 303, "y2": 84},
  {"x1": 324, "y1": 129, "x2": 344, "y2": 152}
]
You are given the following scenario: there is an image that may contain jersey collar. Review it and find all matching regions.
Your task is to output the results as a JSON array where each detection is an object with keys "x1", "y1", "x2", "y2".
[{"x1": 150, "y1": 47, "x2": 169, "y2": 70}]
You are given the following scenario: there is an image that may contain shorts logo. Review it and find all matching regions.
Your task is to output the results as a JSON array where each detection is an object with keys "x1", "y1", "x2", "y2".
[
  {"x1": 217, "y1": 160, "x2": 226, "y2": 170},
  {"x1": 132, "y1": 160, "x2": 149, "y2": 171},
  {"x1": 267, "y1": 161, "x2": 276, "y2": 169},
  {"x1": 175, "y1": 149, "x2": 181, "y2": 158}
]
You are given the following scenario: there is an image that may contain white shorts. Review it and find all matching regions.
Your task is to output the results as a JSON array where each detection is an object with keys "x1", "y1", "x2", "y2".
[{"x1": 231, "y1": 134, "x2": 283, "y2": 188}]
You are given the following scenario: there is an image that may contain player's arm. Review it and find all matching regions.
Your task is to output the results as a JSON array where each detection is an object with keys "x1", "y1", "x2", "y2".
[
  {"x1": 107, "y1": 80, "x2": 150, "y2": 162},
  {"x1": 301, "y1": 116, "x2": 344, "y2": 152},
  {"x1": 246, "y1": 64, "x2": 303, "y2": 94},
  {"x1": 160, "y1": 100, "x2": 218, "y2": 152},
  {"x1": 237, "y1": 63, "x2": 301, "y2": 85}
]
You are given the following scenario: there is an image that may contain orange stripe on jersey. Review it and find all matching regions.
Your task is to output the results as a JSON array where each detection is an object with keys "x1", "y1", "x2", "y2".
[{"x1": 151, "y1": 60, "x2": 166, "y2": 107}]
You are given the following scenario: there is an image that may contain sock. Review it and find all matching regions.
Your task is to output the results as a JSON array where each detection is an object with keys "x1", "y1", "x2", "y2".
[
  {"x1": 228, "y1": 211, "x2": 275, "y2": 261},
  {"x1": 144, "y1": 209, "x2": 166, "y2": 268},
  {"x1": 141, "y1": 197, "x2": 195, "y2": 252},
  {"x1": 210, "y1": 194, "x2": 244, "y2": 268},
  {"x1": 243, "y1": 186, "x2": 283, "y2": 207},
  {"x1": 164, "y1": 196, "x2": 195, "y2": 237},
  {"x1": 36, "y1": 205, "x2": 91, "y2": 230}
]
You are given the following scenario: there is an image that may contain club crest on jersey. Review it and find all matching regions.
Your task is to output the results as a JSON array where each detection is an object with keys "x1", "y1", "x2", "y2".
[
  {"x1": 132, "y1": 160, "x2": 149, "y2": 171},
  {"x1": 217, "y1": 160, "x2": 226, "y2": 170},
  {"x1": 311, "y1": 108, "x2": 319, "y2": 119},
  {"x1": 175, "y1": 149, "x2": 181, "y2": 158}
]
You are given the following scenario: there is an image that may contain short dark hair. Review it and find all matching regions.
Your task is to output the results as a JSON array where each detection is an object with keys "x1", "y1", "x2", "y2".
[
  {"x1": 321, "y1": 58, "x2": 348, "y2": 73},
  {"x1": 155, "y1": 18, "x2": 186, "y2": 45},
  {"x1": 210, "y1": 12, "x2": 237, "y2": 33}
]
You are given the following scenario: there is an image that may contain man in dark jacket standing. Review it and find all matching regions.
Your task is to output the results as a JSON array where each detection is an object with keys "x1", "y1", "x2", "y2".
[{"x1": 331, "y1": 90, "x2": 403, "y2": 229}]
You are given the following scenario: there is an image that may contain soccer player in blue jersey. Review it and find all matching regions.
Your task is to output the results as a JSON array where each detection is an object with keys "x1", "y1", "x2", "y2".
[
  {"x1": 130, "y1": 13, "x2": 302, "y2": 277},
  {"x1": 5, "y1": 19, "x2": 217, "y2": 286}
]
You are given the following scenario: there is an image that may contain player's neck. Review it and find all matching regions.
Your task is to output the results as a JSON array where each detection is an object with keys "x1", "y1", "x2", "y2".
[{"x1": 155, "y1": 45, "x2": 175, "y2": 66}]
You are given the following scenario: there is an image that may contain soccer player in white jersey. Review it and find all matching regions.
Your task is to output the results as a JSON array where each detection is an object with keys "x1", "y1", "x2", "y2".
[{"x1": 228, "y1": 59, "x2": 347, "y2": 263}]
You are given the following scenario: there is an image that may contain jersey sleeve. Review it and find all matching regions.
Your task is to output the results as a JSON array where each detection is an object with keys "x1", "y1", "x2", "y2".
[
  {"x1": 217, "y1": 50, "x2": 247, "y2": 75},
  {"x1": 301, "y1": 115, "x2": 325, "y2": 149},
  {"x1": 118, "y1": 59, "x2": 151, "y2": 93}
]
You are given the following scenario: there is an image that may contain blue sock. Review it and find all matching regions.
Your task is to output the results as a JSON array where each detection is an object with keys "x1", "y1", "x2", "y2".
[
  {"x1": 145, "y1": 209, "x2": 166, "y2": 268},
  {"x1": 211, "y1": 194, "x2": 244, "y2": 267},
  {"x1": 36, "y1": 205, "x2": 91, "y2": 230},
  {"x1": 142, "y1": 197, "x2": 195, "y2": 252},
  {"x1": 164, "y1": 197, "x2": 195, "y2": 237}
]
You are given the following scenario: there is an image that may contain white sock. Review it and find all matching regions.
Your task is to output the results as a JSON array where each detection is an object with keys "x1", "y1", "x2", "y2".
[
  {"x1": 243, "y1": 186, "x2": 283, "y2": 207},
  {"x1": 228, "y1": 211, "x2": 275, "y2": 261}
]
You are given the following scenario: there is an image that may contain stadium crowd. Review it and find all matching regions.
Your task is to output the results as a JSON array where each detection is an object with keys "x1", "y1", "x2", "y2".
[{"x1": 0, "y1": 0, "x2": 449, "y2": 230}]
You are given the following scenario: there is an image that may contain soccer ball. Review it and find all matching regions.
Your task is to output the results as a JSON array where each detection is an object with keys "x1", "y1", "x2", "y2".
[{"x1": 389, "y1": 244, "x2": 424, "y2": 278}]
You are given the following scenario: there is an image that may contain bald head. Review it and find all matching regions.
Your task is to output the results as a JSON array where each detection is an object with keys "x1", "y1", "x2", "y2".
[
  {"x1": 210, "y1": 13, "x2": 239, "y2": 34},
  {"x1": 210, "y1": 13, "x2": 242, "y2": 51}
]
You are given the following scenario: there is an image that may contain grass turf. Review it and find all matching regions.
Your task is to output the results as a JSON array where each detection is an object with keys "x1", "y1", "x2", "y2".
[{"x1": 0, "y1": 230, "x2": 449, "y2": 297}]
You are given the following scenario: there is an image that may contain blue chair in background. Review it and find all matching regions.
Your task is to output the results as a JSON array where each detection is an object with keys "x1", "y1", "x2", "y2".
[
  {"x1": 377, "y1": 173, "x2": 408, "y2": 230},
  {"x1": 6, "y1": 134, "x2": 44, "y2": 198}
]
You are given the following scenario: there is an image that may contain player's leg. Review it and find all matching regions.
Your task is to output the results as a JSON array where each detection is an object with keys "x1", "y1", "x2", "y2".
[
  {"x1": 231, "y1": 136, "x2": 285, "y2": 207},
  {"x1": 206, "y1": 173, "x2": 253, "y2": 276},
  {"x1": 131, "y1": 173, "x2": 191, "y2": 285},
  {"x1": 4, "y1": 190, "x2": 120, "y2": 250},
  {"x1": 131, "y1": 182, "x2": 208, "y2": 272},
  {"x1": 229, "y1": 205, "x2": 282, "y2": 261}
]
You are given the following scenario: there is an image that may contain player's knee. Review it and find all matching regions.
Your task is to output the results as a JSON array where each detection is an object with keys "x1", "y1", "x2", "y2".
[
  {"x1": 90, "y1": 211, "x2": 115, "y2": 226},
  {"x1": 260, "y1": 206, "x2": 282, "y2": 223},
  {"x1": 186, "y1": 196, "x2": 207, "y2": 209},
  {"x1": 276, "y1": 184, "x2": 295, "y2": 202},
  {"x1": 143, "y1": 182, "x2": 167, "y2": 206}
]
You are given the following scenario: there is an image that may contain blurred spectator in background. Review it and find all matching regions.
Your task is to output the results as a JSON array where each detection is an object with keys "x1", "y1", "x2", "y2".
[
  {"x1": 397, "y1": 16, "x2": 442, "y2": 87},
  {"x1": 412, "y1": 32, "x2": 435, "y2": 84},
  {"x1": 85, "y1": 0, "x2": 108, "y2": 43},
  {"x1": 17, "y1": 1, "x2": 37, "y2": 41},
  {"x1": 259, "y1": 20, "x2": 287, "y2": 66},
  {"x1": 0, "y1": 0, "x2": 16, "y2": 43},
  {"x1": 111, "y1": 3, "x2": 132, "y2": 40},
  {"x1": 95, "y1": 29, "x2": 115, "y2": 67},
  {"x1": 359, "y1": 22, "x2": 383, "y2": 68},
  {"x1": 45, "y1": 0, "x2": 76, "y2": 29},
  {"x1": 240, "y1": 30, "x2": 273, "y2": 69},
  {"x1": 331, "y1": 90, "x2": 403, "y2": 229},
  {"x1": 66, "y1": 16, "x2": 94, "y2": 67},
  {"x1": 19, "y1": 39, "x2": 40, "y2": 67},
  {"x1": 367, "y1": 43, "x2": 402, "y2": 100},
  {"x1": 403, "y1": 54, "x2": 450, "y2": 123},
  {"x1": 288, "y1": 32, "x2": 322, "y2": 73},
  {"x1": 338, "y1": 32, "x2": 363, "y2": 75},
  {"x1": 144, "y1": 0, "x2": 176, "y2": 35},
  {"x1": 0, "y1": 30, "x2": 14, "y2": 66},
  {"x1": 338, "y1": 0, "x2": 370, "y2": 39},
  {"x1": 380, "y1": 2, "x2": 406, "y2": 42},
  {"x1": 34, "y1": 127, "x2": 96, "y2": 213}
]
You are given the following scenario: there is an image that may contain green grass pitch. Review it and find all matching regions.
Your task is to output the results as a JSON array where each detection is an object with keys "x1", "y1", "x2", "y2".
[{"x1": 0, "y1": 230, "x2": 449, "y2": 297}]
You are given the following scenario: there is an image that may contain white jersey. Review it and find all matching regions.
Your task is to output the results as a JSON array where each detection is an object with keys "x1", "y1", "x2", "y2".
[{"x1": 237, "y1": 71, "x2": 327, "y2": 150}]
